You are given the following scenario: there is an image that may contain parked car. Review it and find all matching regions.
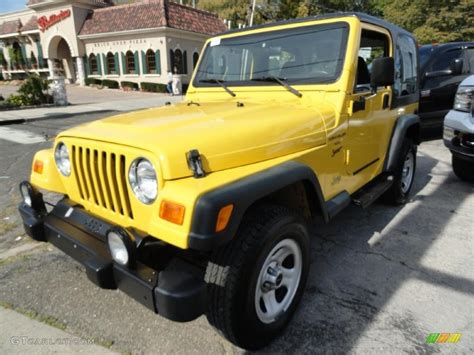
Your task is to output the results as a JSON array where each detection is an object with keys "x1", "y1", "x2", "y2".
[
  {"x1": 18, "y1": 13, "x2": 421, "y2": 350},
  {"x1": 419, "y1": 42, "x2": 474, "y2": 138},
  {"x1": 444, "y1": 75, "x2": 474, "y2": 181}
]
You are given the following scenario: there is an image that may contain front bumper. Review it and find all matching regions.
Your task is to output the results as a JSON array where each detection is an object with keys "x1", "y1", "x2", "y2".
[
  {"x1": 444, "y1": 126, "x2": 474, "y2": 163},
  {"x1": 18, "y1": 190, "x2": 206, "y2": 323}
]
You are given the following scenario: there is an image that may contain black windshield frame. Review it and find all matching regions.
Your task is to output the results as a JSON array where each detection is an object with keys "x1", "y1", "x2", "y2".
[{"x1": 193, "y1": 22, "x2": 350, "y2": 88}]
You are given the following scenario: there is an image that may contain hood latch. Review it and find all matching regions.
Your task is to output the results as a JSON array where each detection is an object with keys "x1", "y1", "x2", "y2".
[{"x1": 186, "y1": 149, "x2": 206, "y2": 178}]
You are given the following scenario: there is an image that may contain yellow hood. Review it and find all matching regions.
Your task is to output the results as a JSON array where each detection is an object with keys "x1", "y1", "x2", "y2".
[{"x1": 59, "y1": 100, "x2": 331, "y2": 180}]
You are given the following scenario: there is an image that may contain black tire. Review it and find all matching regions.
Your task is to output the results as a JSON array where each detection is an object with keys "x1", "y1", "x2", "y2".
[
  {"x1": 383, "y1": 138, "x2": 417, "y2": 205},
  {"x1": 205, "y1": 205, "x2": 310, "y2": 350},
  {"x1": 452, "y1": 155, "x2": 474, "y2": 182}
]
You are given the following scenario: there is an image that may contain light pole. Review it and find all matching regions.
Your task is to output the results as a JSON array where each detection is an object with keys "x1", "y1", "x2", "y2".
[{"x1": 249, "y1": 0, "x2": 257, "y2": 27}]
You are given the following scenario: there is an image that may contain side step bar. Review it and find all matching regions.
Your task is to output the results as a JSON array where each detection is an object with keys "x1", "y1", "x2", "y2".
[{"x1": 352, "y1": 175, "x2": 394, "y2": 209}]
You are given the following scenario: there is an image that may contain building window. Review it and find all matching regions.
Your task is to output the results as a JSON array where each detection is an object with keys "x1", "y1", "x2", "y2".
[
  {"x1": 89, "y1": 54, "x2": 98, "y2": 74},
  {"x1": 193, "y1": 52, "x2": 199, "y2": 69},
  {"x1": 146, "y1": 49, "x2": 156, "y2": 73},
  {"x1": 170, "y1": 48, "x2": 187, "y2": 74},
  {"x1": 126, "y1": 51, "x2": 135, "y2": 74},
  {"x1": 9, "y1": 42, "x2": 24, "y2": 69},
  {"x1": 30, "y1": 52, "x2": 37, "y2": 68},
  {"x1": 107, "y1": 52, "x2": 115, "y2": 74}
]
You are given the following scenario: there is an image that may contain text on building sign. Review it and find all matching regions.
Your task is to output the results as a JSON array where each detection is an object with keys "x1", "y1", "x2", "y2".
[{"x1": 38, "y1": 10, "x2": 71, "y2": 32}]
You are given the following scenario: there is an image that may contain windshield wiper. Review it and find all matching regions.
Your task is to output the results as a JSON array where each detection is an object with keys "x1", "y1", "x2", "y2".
[
  {"x1": 199, "y1": 79, "x2": 236, "y2": 97},
  {"x1": 251, "y1": 76, "x2": 302, "y2": 98}
]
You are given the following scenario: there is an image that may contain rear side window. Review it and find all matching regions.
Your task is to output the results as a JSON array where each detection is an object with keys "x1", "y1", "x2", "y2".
[
  {"x1": 467, "y1": 48, "x2": 474, "y2": 73},
  {"x1": 394, "y1": 35, "x2": 418, "y2": 97},
  {"x1": 429, "y1": 49, "x2": 462, "y2": 72}
]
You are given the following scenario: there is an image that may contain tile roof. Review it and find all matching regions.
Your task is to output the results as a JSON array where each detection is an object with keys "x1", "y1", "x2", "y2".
[
  {"x1": 28, "y1": 0, "x2": 112, "y2": 5},
  {"x1": 0, "y1": 19, "x2": 22, "y2": 36},
  {"x1": 21, "y1": 16, "x2": 38, "y2": 32},
  {"x1": 166, "y1": 1, "x2": 227, "y2": 35},
  {"x1": 79, "y1": 0, "x2": 226, "y2": 36}
]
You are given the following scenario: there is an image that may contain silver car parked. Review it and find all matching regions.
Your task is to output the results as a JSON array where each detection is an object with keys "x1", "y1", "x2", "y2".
[{"x1": 444, "y1": 75, "x2": 474, "y2": 181}]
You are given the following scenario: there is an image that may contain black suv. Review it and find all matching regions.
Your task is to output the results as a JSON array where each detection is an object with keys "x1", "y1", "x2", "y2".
[{"x1": 419, "y1": 42, "x2": 474, "y2": 138}]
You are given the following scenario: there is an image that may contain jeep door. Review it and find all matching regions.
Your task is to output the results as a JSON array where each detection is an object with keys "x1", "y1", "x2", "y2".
[{"x1": 345, "y1": 26, "x2": 394, "y2": 189}]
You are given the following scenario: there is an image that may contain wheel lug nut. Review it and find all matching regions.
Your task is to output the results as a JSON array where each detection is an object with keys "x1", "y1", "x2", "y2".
[{"x1": 267, "y1": 267, "x2": 277, "y2": 276}]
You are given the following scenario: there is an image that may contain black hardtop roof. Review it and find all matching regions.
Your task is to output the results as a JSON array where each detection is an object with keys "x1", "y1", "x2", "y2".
[{"x1": 219, "y1": 12, "x2": 413, "y2": 39}]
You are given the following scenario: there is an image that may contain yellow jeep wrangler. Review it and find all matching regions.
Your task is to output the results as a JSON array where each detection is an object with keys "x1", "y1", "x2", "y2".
[{"x1": 19, "y1": 13, "x2": 420, "y2": 350}]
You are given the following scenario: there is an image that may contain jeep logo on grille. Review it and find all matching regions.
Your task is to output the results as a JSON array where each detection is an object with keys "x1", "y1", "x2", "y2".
[{"x1": 84, "y1": 218, "x2": 103, "y2": 235}]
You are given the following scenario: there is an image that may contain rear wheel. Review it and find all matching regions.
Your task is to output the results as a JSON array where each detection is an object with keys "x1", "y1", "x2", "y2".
[
  {"x1": 205, "y1": 205, "x2": 310, "y2": 350},
  {"x1": 383, "y1": 137, "x2": 417, "y2": 205},
  {"x1": 452, "y1": 155, "x2": 474, "y2": 182}
]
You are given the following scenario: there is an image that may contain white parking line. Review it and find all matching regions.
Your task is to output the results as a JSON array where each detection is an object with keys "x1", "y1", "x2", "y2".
[{"x1": 0, "y1": 127, "x2": 46, "y2": 144}]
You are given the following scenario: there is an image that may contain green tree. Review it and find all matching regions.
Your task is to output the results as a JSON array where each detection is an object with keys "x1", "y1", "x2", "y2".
[
  {"x1": 198, "y1": 0, "x2": 250, "y2": 27},
  {"x1": 384, "y1": 0, "x2": 474, "y2": 44}
]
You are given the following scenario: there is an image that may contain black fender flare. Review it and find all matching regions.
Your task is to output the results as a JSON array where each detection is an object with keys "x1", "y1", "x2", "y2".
[
  {"x1": 188, "y1": 161, "x2": 327, "y2": 251},
  {"x1": 384, "y1": 114, "x2": 420, "y2": 172}
]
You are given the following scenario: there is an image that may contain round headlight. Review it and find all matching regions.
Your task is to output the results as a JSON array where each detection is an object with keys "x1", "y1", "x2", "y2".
[
  {"x1": 129, "y1": 158, "x2": 157, "y2": 204},
  {"x1": 54, "y1": 142, "x2": 71, "y2": 176},
  {"x1": 107, "y1": 231, "x2": 129, "y2": 266}
]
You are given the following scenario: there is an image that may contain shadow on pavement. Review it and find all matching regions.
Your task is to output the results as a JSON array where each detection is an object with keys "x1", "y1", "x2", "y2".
[{"x1": 259, "y1": 153, "x2": 472, "y2": 353}]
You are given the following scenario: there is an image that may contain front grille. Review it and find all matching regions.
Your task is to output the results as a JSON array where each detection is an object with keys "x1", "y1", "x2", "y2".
[{"x1": 71, "y1": 145, "x2": 133, "y2": 220}]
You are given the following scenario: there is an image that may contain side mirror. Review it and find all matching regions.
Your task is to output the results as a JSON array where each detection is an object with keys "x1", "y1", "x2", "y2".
[
  {"x1": 450, "y1": 58, "x2": 463, "y2": 75},
  {"x1": 370, "y1": 57, "x2": 394, "y2": 88}
]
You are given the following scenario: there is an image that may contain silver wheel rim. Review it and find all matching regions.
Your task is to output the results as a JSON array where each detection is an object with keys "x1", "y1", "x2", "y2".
[
  {"x1": 255, "y1": 238, "x2": 302, "y2": 324},
  {"x1": 401, "y1": 150, "x2": 415, "y2": 193}
]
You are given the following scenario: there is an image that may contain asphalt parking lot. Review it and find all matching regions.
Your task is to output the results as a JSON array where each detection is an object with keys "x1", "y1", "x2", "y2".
[{"x1": 0, "y1": 112, "x2": 473, "y2": 354}]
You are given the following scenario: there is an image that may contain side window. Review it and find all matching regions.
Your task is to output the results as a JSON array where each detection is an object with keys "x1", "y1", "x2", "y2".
[
  {"x1": 466, "y1": 48, "x2": 474, "y2": 74},
  {"x1": 356, "y1": 29, "x2": 389, "y2": 91},
  {"x1": 394, "y1": 35, "x2": 418, "y2": 97},
  {"x1": 429, "y1": 49, "x2": 462, "y2": 72}
]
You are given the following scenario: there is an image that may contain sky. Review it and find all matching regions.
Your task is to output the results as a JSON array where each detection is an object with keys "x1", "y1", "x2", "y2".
[{"x1": 0, "y1": 0, "x2": 27, "y2": 14}]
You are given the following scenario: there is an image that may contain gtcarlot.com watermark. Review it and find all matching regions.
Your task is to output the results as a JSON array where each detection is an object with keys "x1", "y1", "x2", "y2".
[{"x1": 10, "y1": 336, "x2": 95, "y2": 346}]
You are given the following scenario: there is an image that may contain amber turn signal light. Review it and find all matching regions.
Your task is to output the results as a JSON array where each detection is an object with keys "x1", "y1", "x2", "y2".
[
  {"x1": 215, "y1": 204, "x2": 234, "y2": 232},
  {"x1": 33, "y1": 160, "x2": 44, "y2": 174},
  {"x1": 160, "y1": 200, "x2": 185, "y2": 225}
]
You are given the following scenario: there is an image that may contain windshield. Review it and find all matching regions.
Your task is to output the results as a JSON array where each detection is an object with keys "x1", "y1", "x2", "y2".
[{"x1": 194, "y1": 22, "x2": 349, "y2": 87}]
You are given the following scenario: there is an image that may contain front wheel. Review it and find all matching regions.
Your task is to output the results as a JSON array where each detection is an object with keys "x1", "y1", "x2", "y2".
[
  {"x1": 205, "y1": 205, "x2": 310, "y2": 350},
  {"x1": 452, "y1": 155, "x2": 474, "y2": 182}
]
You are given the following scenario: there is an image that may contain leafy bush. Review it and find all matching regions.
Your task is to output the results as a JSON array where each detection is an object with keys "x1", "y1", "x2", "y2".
[
  {"x1": 102, "y1": 79, "x2": 119, "y2": 89},
  {"x1": 85, "y1": 78, "x2": 102, "y2": 86},
  {"x1": 121, "y1": 81, "x2": 139, "y2": 90},
  {"x1": 0, "y1": 51, "x2": 6, "y2": 68},
  {"x1": 8, "y1": 47, "x2": 24, "y2": 68},
  {"x1": 6, "y1": 74, "x2": 51, "y2": 107},
  {"x1": 6, "y1": 94, "x2": 29, "y2": 107},
  {"x1": 140, "y1": 82, "x2": 167, "y2": 93}
]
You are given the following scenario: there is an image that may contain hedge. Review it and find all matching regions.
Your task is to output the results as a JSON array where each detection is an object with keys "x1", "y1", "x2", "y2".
[
  {"x1": 140, "y1": 82, "x2": 167, "y2": 93},
  {"x1": 85, "y1": 78, "x2": 102, "y2": 86},
  {"x1": 102, "y1": 79, "x2": 119, "y2": 89},
  {"x1": 121, "y1": 81, "x2": 139, "y2": 90}
]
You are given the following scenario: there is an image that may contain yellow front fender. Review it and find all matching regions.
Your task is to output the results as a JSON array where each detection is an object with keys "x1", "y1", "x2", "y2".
[{"x1": 30, "y1": 149, "x2": 66, "y2": 194}]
